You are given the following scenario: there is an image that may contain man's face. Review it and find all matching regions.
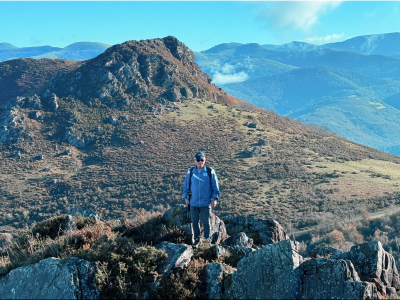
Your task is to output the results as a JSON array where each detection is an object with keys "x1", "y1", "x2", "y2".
[{"x1": 195, "y1": 158, "x2": 206, "y2": 169}]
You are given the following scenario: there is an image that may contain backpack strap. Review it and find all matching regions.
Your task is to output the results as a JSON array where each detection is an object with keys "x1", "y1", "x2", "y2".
[
  {"x1": 206, "y1": 166, "x2": 212, "y2": 187},
  {"x1": 188, "y1": 166, "x2": 195, "y2": 191}
]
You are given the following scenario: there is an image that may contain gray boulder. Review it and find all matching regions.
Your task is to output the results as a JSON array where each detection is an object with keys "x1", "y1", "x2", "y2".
[
  {"x1": 248, "y1": 123, "x2": 259, "y2": 129},
  {"x1": 249, "y1": 146, "x2": 262, "y2": 157},
  {"x1": 42, "y1": 90, "x2": 59, "y2": 111},
  {"x1": 300, "y1": 258, "x2": 378, "y2": 299},
  {"x1": 228, "y1": 239, "x2": 303, "y2": 299},
  {"x1": 205, "y1": 262, "x2": 234, "y2": 299},
  {"x1": 65, "y1": 130, "x2": 94, "y2": 148},
  {"x1": 210, "y1": 245, "x2": 227, "y2": 259},
  {"x1": 348, "y1": 241, "x2": 400, "y2": 292},
  {"x1": 258, "y1": 139, "x2": 269, "y2": 146},
  {"x1": 222, "y1": 232, "x2": 253, "y2": 248},
  {"x1": 156, "y1": 242, "x2": 193, "y2": 278},
  {"x1": 109, "y1": 116, "x2": 119, "y2": 126},
  {"x1": 67, "y1": 206, "x2": 100, "y2": 223},
  {"x1": 0, "y1": 257, "x2": 100, "y2": 299},
  {"x1": 221, "y1": 232, "x2": 255, "y2": 260},
  {"x1": 224, "y1": 216, "x2": 289, "y2": 246}
]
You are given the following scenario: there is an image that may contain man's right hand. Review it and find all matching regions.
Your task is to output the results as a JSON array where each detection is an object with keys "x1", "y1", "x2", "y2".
[{"x1": 185, "y1": 198, "x2": 190, "y2": 206}]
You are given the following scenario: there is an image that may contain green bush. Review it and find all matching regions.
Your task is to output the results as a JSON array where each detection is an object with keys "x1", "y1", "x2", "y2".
[{"x1": 32, "y1": 215, "x2": 69, "y2": 239}]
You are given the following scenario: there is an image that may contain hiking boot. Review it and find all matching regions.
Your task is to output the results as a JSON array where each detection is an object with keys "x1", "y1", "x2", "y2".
[{"x1": 192, "y1": 239, "x2": 201, "y2": 248}]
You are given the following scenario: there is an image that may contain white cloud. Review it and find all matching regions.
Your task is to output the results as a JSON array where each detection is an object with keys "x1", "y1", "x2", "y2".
[
  {"x1": 255, "y1": 1, "x2": 342, "y2": 32},
  {"x1": 212, "y1": 71, "x2": 248, "y2": 85},
  {"x1": 305, "y1": 33, "x2": 344, "y2": 44},
  {"x1": 210, "y1": 63, "x2": 249, "y2": 85}
]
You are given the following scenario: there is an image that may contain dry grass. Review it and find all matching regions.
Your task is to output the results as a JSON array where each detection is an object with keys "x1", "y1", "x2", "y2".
[{"x1": 0, "y1": 96, "x2": 399, "y2": 234}]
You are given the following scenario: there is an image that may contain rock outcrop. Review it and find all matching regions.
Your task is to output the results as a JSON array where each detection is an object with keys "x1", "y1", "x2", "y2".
[
  {"x1": 205, "y1": 262, "x2": 234, "y2": 299},
  {"x1": 348, "y1": 241, "x2": 400, "y2": 295},
  {"x1": 0, "y1": 257, "x2": 100, "y2": 300},
  {"x1": 223, "y1": 215, "x2": 289, "y2": 245},
  {"x1": 300, "y1": 258, "x2": 378, "y2": 299},
  {"x1": 228, "y1": 239, "x2": 303, "y2": 299},
  {"x1": 155, "y1": 241, "x2": 193, "y2": 277},
  {"x1": 220, "y1": 239, "x2": 382, "y2": 300}
]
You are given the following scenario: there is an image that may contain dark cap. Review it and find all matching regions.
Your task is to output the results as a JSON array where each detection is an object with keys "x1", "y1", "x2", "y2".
[{"x1": 195, "y1": 152, "x2": 205, "y2": 160}]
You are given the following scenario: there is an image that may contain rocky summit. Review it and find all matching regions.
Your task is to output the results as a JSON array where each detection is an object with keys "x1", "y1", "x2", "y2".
[{"x1": 30, "y1": 36, "x2": 259, "y2": 112}]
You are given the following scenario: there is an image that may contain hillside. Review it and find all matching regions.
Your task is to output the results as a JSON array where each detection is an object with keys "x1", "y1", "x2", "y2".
[
  {"x1": 0, "y1": 58, "x2": 82, "y2": 105},
  {"x1": 221, "y1": 65, "x2": 400, "y2": 151},
  {"x1": 0, "y1": 36, "x2": 399, "y2": 236},
  {"x1": 195, "y1": 36, "x2": 400, "y2": 155}
]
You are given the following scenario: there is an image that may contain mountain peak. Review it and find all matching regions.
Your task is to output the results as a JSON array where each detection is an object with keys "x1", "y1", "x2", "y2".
[
  {"x1": 0, "y1": 42, "x2": 18, "y2": 50},
  {"x1": 43, "y1": 36, "x2": 261, "y2": 112}
]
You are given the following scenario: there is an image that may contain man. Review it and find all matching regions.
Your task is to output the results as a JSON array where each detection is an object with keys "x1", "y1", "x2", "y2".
[{"x1": 182, "y1": 152, "x2": 220, "y2": 248}]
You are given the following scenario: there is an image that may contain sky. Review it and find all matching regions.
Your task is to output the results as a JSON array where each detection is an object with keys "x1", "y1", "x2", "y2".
[{"x1": 0, "y1": 1, "x2": 399, "y2": 52}]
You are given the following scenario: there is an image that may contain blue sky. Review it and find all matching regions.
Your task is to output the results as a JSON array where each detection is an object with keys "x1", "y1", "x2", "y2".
[{"x1": 1, "y1": 1, "x2": 399, "y2": 51}]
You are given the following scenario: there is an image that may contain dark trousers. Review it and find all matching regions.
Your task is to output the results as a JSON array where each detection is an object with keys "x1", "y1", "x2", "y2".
[{"x1": 191, "y1": 206, "x2": 211, "y2": 241}]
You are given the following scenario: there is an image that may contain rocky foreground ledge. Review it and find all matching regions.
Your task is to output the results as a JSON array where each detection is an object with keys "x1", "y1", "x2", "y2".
[{"x1": 0, "y1": 206, "x2": 399, "y2": 299}]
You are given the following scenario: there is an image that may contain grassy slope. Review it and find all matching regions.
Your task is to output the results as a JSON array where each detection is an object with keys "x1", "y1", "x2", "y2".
[{"x1": 1, "y1": 96, "x2": 400, "y2": 233}]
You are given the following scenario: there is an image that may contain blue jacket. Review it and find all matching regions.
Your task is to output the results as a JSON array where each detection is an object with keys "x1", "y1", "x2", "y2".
[{"x1": 182, "y1": 165, "x2": 220, "y2": 207}]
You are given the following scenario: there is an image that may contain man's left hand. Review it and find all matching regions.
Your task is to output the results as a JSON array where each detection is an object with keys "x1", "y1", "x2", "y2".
[{"x1": 211, "y1": 198, "x2": 218, "y2": 208}]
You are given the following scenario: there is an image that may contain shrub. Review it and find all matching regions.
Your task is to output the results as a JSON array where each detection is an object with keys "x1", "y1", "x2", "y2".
[
  {"x1": 32, "y1": 215, "x2": 69, "y2": 239},
  {"x1": 151, "y1": 258, "x2": 207, "y2": 299},
  {"x1": 326, "y1": 229, "x2": 345, "y2": 244},
  {"x1": 91, "y1": 242, "x2": 167, "y2": 299}
]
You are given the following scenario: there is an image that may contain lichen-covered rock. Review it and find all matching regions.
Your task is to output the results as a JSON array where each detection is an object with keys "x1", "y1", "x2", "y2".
[
  {"x1": 155, "y1": 241, "x2": 193, "y2": 278},
  {"x1": 205, "y1": 262, "x2": 234, "y2": 299},
  {"x1": 210, "y1": 245, "x2": 227, "y2": 259},
  {"x1": 249, "y1": 146, "x2": 262, "y2": 157},
  {"x1": 300, "y1": 258, "x2": 378, "y2": 299},
  {"x1": 65, "y1": 130, "x2": 94, "y2": 148},
  {"x1": 222, "y1": 232, "x2": 253, "y2": 248},
  {"x1": 228, "y1": 239, "x2": 303, "y2": 299},
  {"x1": 0, "y1": 257, "x2": 100, "y2": 299},
  {"x1": 348, "y1": 240, "x2": 400, "y2": 292},
  {"x1": 44, "y1": 92, "x2": 58, "y2": 111},
  {"x1": 224, "y1": 215, "x2": 289, "y2": 246}
]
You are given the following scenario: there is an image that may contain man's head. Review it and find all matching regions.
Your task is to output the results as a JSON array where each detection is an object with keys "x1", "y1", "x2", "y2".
[{"x1": 194, "y1": 152, "x2": 206, "y2": 169}]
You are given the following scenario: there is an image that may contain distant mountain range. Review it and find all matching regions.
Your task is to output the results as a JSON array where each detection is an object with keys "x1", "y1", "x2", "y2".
[
  {"x1": 262, "y1": 32, "x2": 400, "y2": 58},
  {"x1": 194, "y1": 32, "x2": 400, "y2": 155},
  {"x1": 0, "y1": 42, "x2": 110, "y2": 62}
]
